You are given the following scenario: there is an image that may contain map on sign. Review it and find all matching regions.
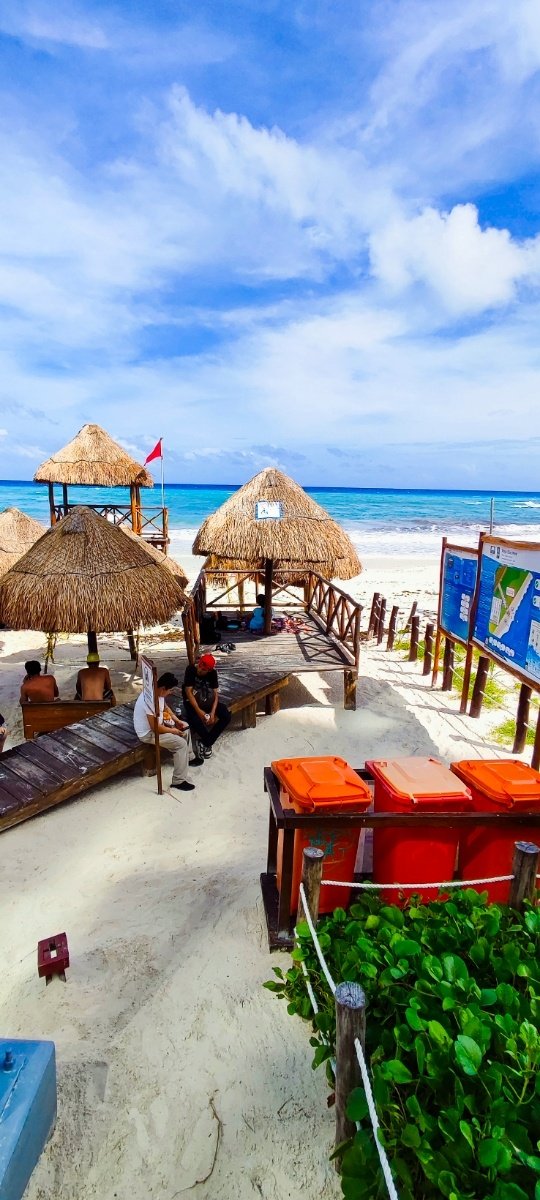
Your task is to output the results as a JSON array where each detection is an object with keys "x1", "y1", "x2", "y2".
[
  {"x1": 440, "y1": 545, "x2": 478, "y2": 644},
  {"x1": 473, "y1": 538, "x2": 540, "y2": 686}
]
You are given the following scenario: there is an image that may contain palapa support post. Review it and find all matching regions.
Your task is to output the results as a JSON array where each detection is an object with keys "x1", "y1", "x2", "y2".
[
  {"x1": 513, "y1": 685, "x2": 532, "y2": 754},
  {"x1": 297, "y1": 847, "x2": 324, "y2": 926},
  {"x1": 127, "y1": 631, "x2": 137, "y2": 661},
  {"x1": 368, "y1": 592, "x2": 380, "y2": 636},
  {"x1": 386, "y1": 605, "x2": 399, "y2": 651},
  {"x1": 344, "y1": 669, "x2": 357, "y2": 711},
  {"x1": 129, "y1": 484, "x2": 138, "y2": 534},
  {"x1": 443, "y1": 638, "x2": 455, "y2": 692},
  {"x1": 48, "y1": 482, "x2": 56, "y2": 525},
  {"x1": 134, "y1": 484, "x2": 142, "y2": 535},
  {"x1": 238, "y1": 578, "x2": 245, "y2": 612},
  {"x1": 334, "y1": 982, "x2": 366, "y2": 1164},
  {"x1": 469, "y1": 654, "x2": 489, "y2": 718},
  {"x1": 508, "y1": 841, "x2": 540, "y2": 910},
  {"x1": 376, "y1": 598, "x2": 386, "y2": 645},
  {"x1": 62, "y1": 484, "x2": 68, "y2": 516},
  {"x1": 408, "y1": 614, "x2": 420, "y2": 662},
  {"x1": 87, "y1": 630, "x2": 98, "y2": 658},
  {"x1": 264, "y1": 557, "x2": 273, "y2": 635},
  {"x1": 423, "y1": 622, "x2": 434, "y2": 676}
]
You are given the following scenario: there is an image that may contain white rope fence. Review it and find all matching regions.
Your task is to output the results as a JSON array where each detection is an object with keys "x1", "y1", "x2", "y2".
[
  {"x1": 297, "y1": 884, "x2": 400, "y2": 1200},
  {"x1": 320, "y1": 874, "x2": 514, "y2": 890}
]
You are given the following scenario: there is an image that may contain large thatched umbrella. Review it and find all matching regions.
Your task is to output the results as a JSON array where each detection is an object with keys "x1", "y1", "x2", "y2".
[
  {"x1": 193, "y1": 468, "x2": 361, "y2": 633},
  {"x1": 0, "y1": 507, "x2": 46, "y2": 577},
  {"x1": 34, "y1": 423, "x2": 153, "y2": 529},
  {"x1": 0, "y1": 507, "x2": 186, "y2": 650},
  {"x1": 123, "y1": 526, "x2": 189, "y2": 589}
]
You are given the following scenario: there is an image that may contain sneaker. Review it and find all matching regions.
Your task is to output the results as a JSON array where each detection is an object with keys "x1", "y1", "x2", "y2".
[
  {"x1": 201, "y1": 744, "x2": 213, "y2": 758},
  {"x1": 189, "y1": 756, "x2": 204, "y2": 767},
  {"x1": 171, "y1": 781, "x2": 196, "y2": 791}
]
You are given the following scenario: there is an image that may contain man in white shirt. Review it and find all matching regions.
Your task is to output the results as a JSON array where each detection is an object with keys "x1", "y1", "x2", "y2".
[{"x1": 133, "y1": 672, "x2": 201, "y2": 791}]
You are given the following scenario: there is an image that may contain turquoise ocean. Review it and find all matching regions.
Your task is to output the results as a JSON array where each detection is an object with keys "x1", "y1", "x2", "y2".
[{"x1": 2, "y1": 481, "x2": 540, "y2": 559}]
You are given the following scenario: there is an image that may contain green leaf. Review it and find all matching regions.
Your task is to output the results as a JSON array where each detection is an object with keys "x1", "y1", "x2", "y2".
[
  {"x1": 428, "y1": 1020, "x2": 452, "y2": 1047},
  {"x1": 401, "y1": 1123, "x2": 421, "y2": 1149},
  {"x1": 392, "y1": 937, "x2": 422, "y2": 958},
  {"x1": 442, "y1": 954, "x2": 469, "y2": 982},
  {"x1": 480, "y1": 988, "x2": 498, "y2": 1006},
  {"x1": 454, "y1": 1035, "x2": 483, "y2": 1076},
  {"x1": 381, "y1": 1059, "x2": 413, "y2": 1084},
  {"x1": 415, "y1": 1035, "x2": 426, "y2": 1075},
  {"x1": 422, "y1": 955, "x2": 443, "y2": 981},
  {"x1": 478, "y1": 1137, "x2": 499, "y2": 1167},
  {"x1": 346, "y1": 1088, "x2": 369, "y2": 1122},
  {"x1": 459, "y1": 1120, "x2": 474, "y2": 1151},
  {"x1": 405, "y1": 1007, "x2": 424, "y2": 1031},
  {"x1": 263, "y1": 980, "x2": 283, "y2": 992}
]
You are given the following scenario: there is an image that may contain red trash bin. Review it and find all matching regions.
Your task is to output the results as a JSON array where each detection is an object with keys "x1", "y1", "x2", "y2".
[
  {"x1": 366, "y1": 757, "x2": 471, "y2": 903},
  {"x1": 450, "y1": 759, "x2": 540, "y2": 903},
  {"x1": 272, "y1": 756, "x2": 372, "y2": 914}
]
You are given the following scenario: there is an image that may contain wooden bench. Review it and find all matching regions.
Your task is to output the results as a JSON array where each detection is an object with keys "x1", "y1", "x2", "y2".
[
  {"x1": 228, "y1": 676, "x2": 290, "y2": 728},
  {"x1": 21, "y1": 699, "x2": 113, "y2": 741},
  {"x1": 170, "y1": 668, "x2": 290, "y2": 731}
]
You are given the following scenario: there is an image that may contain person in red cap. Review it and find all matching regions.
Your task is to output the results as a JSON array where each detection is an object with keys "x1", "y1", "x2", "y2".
[{"x1": 182, "y1": 653, "x2": 231, "y2": 758}]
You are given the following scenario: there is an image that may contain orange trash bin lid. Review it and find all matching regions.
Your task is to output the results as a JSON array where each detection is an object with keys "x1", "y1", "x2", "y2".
[
  {"x1": 450, "y1": 759, "x2": 540, "y2": 809},
  {"x1": 271, "y1": 756, "x2": 372, "y2": 813},
  {"x1": 366, "y1": 756, "x2": 471, "y2": 809}
]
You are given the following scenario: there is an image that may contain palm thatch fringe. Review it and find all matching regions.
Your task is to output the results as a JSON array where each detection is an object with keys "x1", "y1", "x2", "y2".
[
  {"x1": 193, "y1": 468, "x2": 361, "y2": 580},
  {"x1": 0, "y1": 507, "x2": 186, "y2": 632},
  {"x1": 0, "y1": 507, "x2": 47, "y2": 577},
  {"x1": 34, "y1": 424, "x2": 154, "y2": 488}
]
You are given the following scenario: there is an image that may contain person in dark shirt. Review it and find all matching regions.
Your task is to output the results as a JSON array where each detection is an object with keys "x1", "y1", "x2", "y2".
[{"x1": 182, "y1": 653, "x2": 231, "y2": 758}]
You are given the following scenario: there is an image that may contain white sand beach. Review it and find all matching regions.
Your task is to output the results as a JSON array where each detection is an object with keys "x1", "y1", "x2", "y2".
[{"x1": 0, "y1": 555, "x2": 521, "y2": 1200}]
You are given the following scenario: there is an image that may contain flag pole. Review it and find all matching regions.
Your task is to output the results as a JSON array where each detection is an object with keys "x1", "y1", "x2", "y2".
[{"x1": 160, "y1": 438, "x2": 165, "y2": 511}]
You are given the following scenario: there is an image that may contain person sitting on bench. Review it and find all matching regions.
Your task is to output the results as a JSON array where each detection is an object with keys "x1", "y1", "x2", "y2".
[
  {"x1": 20, "y1": 660, "x2": 59, "y2": 703},
  {"x1": 75, "y1": 652, "x2": 116, "y2": 704},
  {"x1": 133, "y1": 671, "x2": 199, "y2": 791},
  {"x1": 182, "y1": 653, "x2": 231, "y2": 758}
]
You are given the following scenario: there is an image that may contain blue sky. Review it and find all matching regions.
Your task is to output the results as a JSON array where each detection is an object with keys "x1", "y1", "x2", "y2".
[{"x1": 0, "y1": 0, "x2": 539, "y2": 487}]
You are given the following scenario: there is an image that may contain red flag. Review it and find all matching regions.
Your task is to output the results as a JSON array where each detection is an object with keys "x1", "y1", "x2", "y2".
[{"x1": 144, "y1": 438, "x2": 162, "y2": 465}]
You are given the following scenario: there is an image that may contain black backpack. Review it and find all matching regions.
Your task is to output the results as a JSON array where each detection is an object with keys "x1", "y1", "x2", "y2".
[{"x1": 199, "y1": 614, "x2": 219, "y2": 643}]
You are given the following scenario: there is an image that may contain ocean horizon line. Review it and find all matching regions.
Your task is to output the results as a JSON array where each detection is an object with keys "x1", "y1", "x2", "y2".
[{"x1": 2, "y1": 480, "x2": 540, "y2": 499}]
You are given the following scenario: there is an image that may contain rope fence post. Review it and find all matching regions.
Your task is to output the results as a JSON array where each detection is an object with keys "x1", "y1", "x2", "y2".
[
  {"x1": 508, "y1": 841, "x2": 540, "y2": 910},
  {"x1": 469, "y1": 654, "x2": 489, "y2": 718},
  {"x1": 513, "y1": 684, "x2": 532, "y2": 754},
  {"x1": 408, "y1": 614, "x2": 420, "y2": 662},
  {"x1": 423, "y1": 622, "x2": 434, "y2": 676},
  {"x1": 442, "y1": 638, "x2": 455, "y2": 692},
  {"x1": 368, "y1": 593, "x2": 380, "y2": 636},
  {"x1": 297, "y1": 847, "x2": 324, "y2": 927},
  {"x1": 377, "y1": 598, "x2": 387, "y2": 645},
  {"x1": 405, "y1": 600, "x2": 417, "y2": 630},
  {"x1": 386, "y1": 605, "x2": 399, "y2": 651},
  {"x1": 334, "y1": 982, "x2": 366, "y2": 1166}
]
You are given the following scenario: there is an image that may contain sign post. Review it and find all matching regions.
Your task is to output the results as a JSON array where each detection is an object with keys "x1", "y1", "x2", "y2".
[{"x1": 141, "y1": 655, "x2": 162, "y2": 795}]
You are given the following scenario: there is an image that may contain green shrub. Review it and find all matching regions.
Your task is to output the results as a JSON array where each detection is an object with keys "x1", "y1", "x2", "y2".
[{"x1": 265, "y1": 890, "x2": 540, "y2": 1200}]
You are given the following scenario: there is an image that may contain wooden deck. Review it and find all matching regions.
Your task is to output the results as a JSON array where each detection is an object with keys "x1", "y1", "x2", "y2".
[{"x1": 0, "y1": 704, "x2": 145, "y2": 834}]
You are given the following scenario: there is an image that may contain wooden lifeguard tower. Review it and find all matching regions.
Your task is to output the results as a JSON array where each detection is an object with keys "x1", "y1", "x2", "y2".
[{"x1": 34, "y1": 424, "x2": 169, "y2": 551}]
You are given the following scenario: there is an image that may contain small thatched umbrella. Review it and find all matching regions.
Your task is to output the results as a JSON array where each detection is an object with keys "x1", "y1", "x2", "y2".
[
  {"x1": 193, "y1": 468, "x2": 361, "y2": 633},
  {"x1": 0, "y1": 507, "x2": 186, "y2": 649},
  {"x1": 34, "y1": 423, "x2": 153, "y2": 529},
  {"x1": 0, "y1": 507, "x2": 46, "y2": 577}
]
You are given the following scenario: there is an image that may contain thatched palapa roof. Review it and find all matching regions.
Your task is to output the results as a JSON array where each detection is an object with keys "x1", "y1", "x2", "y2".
[
  {"x1": 0, "y1": 507, "x2": 46, "y2": 577},
  {"x1": 34, "y1": 424, "x2": 154, "y2": 488},
  {"x1": 193, "y1": 468, "x2": 361, "y2": 580},
  {"x1": 123, "y1": 526, "x2": 189, "y2": 589},
  {"x1": 0, "y1": 507, "x2": 186, "y2": 632}
]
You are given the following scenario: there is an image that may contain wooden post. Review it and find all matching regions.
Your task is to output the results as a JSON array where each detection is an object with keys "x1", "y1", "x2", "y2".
[
  {"x1": 62, "y1": 484, "x2": 68, "y2": 515},
  {"x1": 127, "y1": 631, "x2": 137, "y2": 661},
  {"x1": 386, "y1": 605, "x2": 399, "y2": 651},
  {"x1": 405, "y1": 600, "x2": 417, "y2": 629},
  {"x1": 264, "y1": 558, "x2": 273, "y2": 635},
  {"x1": 344, "y1": 669, "x2": 357, "y2": 711},
  {"x1": 238, "y1": 578, "x2": 245, "y2": 612},
  {"x1": 376, "y1": 598, "x2": 386, "y2": 645},
  {"x1": 129, "y1": 484, "x2": 138, "y2": 533},
  {"x1": 408, "y1": 614, "x2": 420, "y2": 662},
  {"x1": 334, "y1": 982, "x2": 366, "y2": 1161},
  {"x1": 297, "y1": 847, "x2": 324, "y2": 926},
  {"x1": 48, "y1": 482, "x2": 56, "y2": 526},
  {"x1": 134, "y1": 484, "x2": 142, "y2": 535},
  {"x1": 508, "y1": 841, "x2": 540, "y2": 910},
  {"x1": 162, "y1": 505, "x2": 169, "y2": 550},
  {"x1": 532, "y1": 708, "x2": 540, "y2": 772},
  {"x1": 368, "y1": 593, "x2": 380, "y2": 636},
  {"x1": 443, "y1": 638, "x2": 455, "y2": 692},
  {"x1": 431, "y1": 625, "x2": 442, "y2": 686},
  {"x1": 513, "y1": 685, "x2": 532, "y2": 754},
  {"x1": 423, "y1": 622, "x2": 434, "y2": 676},
  {"x1": 87, "y1": 630, "x2": 98, "y2": 658},
  {"x1": 469, "y1": 655, "x2": 489, "y2": 718}
]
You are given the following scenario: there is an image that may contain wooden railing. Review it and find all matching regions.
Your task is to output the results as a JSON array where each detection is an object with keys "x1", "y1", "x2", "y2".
[
  {"x1": 305, "y1": 572, "x2": 362, "y2": 669},
  {"x1": 184, "y1": 567, "x2": 362, "y2": 670},
  {"x1": 52, "y1": 503, "x2": 169, "y2": 546}
]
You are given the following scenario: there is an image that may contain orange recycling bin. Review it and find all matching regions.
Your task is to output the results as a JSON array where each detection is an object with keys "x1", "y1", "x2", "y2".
[
  {"x1": 450, "y1": 759, "x2": 540, "y2": 903},
  {"x1": 366, "y1": 757, "x2": 471, "y2": 903},
  {"x1": 272, "y1": 756, "x2": 372, "y2": 914}
]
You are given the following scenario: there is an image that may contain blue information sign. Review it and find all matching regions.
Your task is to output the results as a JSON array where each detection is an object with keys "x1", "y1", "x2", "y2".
[
  {"x1": 473, "y1": 537, "x2": 540, "y2": 685},
  {"x1": 440, "y1": 546, "x2": 478, "y2": 644}
]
